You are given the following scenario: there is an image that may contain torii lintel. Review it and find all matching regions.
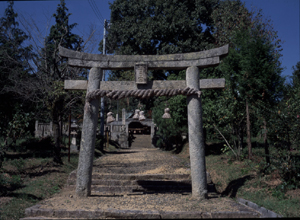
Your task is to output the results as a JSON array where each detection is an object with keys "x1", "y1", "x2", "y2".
[{"x1": 59, "y1": 45, "x2": 228, "y2": 70}]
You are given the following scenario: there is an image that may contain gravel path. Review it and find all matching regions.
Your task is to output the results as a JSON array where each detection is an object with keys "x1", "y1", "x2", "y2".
[{"x1": 37, "y1": 135, "x2": 258, "y2": 215}]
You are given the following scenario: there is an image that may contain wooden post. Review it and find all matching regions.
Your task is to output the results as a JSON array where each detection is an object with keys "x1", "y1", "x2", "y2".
[
  {"x1": 186, "y1": 66, "x2": 207, "y2": 199},
  {"x1": 76, "y1": 67, "x2": 102, "y2": 197}
]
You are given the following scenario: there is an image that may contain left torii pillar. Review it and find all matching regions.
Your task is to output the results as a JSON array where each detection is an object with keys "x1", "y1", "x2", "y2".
[{"x1": 76, "y1": 67, "x2": 102, "y2": 197}]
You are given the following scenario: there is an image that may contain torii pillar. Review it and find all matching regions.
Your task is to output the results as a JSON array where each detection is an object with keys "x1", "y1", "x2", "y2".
[
  {"x1": 59, "y1": 44, "x2": 228, "y2": 199},
  {"x1": 76, "y1": 67, "x2": 102, "y2": 197},
  {"x1": 187, "y1": 66, "x2": 207, "y2": 199}
]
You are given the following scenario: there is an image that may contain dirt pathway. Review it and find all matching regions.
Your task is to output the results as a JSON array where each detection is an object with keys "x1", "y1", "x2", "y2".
[
  {"x1": 23, "y1": 135, "x2": 261, "y2": 218},
  {"x1": 93, "y1": 135, "x2": 190, "y2": 175}
]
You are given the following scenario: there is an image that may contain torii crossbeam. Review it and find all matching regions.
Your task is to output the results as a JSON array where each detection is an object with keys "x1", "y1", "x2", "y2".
[{"x1": 60, "y1": 44, "x2": 229, "y2": 199}]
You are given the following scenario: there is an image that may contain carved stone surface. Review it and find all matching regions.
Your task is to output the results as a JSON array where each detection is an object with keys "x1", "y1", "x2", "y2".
[
  {"x1": 135, "y1": 64, "x2": 148, "y2": 84},
  {"x1": 59, "y1": 45, "x2": 228, "y2": 70},
  {"x1": 64, "y1": 78, "x2": 225, "y2": 91},
  {"x1": 133, "y1": 109, "x2": 140, "y2": 120},
  {"x1": 61, "y1": 44, "x2": 229, "y2": 200},
  {"x1": 162, "y1": 108, "x2": 171, "y2": 119},
  {"x1": 107, "y1": 112, "x2": 115, "y2": 123},
  {"x1": 139, "y1": 111, "x2": 146, "y2": 121},
  {"x1": 59, "y1": 45, "x2": 228, "y2": 62},
  {"x1": 64, "y1": 80, "x2": 87, "y2": 90}
]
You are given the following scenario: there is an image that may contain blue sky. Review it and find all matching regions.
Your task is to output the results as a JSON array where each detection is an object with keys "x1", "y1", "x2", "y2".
[{"x1": 0, "y1": 0, "x2": 299, "y2": 80}]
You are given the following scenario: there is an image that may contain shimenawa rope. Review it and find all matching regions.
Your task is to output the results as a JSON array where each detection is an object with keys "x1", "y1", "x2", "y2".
[{"x1": 84, "y1": 87, "x2": 201, "y2": 113}]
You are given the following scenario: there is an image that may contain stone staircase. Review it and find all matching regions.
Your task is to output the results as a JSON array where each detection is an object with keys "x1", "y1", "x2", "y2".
[
  {"x1": 66, "y1": 134, "x2": 215, "y2": 195},
  {"x1": 67, "y1": 172, "x2": 193, "y2": 194},
  {"x1": 21, "y1": 135, "x2": 264, "y2": 220}
]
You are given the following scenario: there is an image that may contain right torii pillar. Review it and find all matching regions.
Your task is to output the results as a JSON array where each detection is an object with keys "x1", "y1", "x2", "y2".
[{"x1": 186, "y1": 66, "x2": 207, "y2": 199}]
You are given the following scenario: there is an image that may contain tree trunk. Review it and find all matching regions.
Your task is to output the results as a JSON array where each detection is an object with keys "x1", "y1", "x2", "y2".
[
  {"x1": 52, "y1": 102, "x2": 63, "y2": 164},
  {"x1": 246, "y1": 100, "x2": 252, "y2": 159},
  {"x1": 263, "y1": 119, "x2": 270, "y2": 164},
  {"x1": 52, "y1": 117, "x2": 62, "y2": 164},
  {"x1": 238, "y1": 124, "x2": 243, "y2": 159}
]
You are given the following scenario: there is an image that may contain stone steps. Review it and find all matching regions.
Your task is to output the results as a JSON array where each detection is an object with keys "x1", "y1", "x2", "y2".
[
  {"x1": 67, "y1": 172, "x2": 196, "y2": 194},
  {"x1": 21, "y1": 204, "x2": 261, "y2": 220},
  {"x1": 68, "y1": 172, "x2": 191, "y2": 181},
  {"x1": 66, "y1": 172, "x2": 217, "y2": 194}
]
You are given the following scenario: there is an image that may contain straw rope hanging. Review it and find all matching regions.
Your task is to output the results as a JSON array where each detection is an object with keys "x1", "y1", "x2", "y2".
[{"x1": 85, "y1": 87, "x2": 201, "y2": 112}]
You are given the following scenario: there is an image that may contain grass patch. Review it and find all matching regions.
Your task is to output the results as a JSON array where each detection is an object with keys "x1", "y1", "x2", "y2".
[
  {"x1": 0, "y1": 151, "x2": 79, "y2": 220},
  {"x1": 0, "y1": 137, "x2": 120, "y2": 220},
  {"x1": 175, "y1": 141, "x2": 300, "y2": 217}
]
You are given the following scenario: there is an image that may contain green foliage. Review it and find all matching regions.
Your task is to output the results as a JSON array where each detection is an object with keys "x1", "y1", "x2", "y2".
[
  {"x1": 203, "y1": 2, "x2": 284, "y2": 161},
  {"x1": 267, "y1": 63, "x2": 300, "y2": 188},
  {"x1": 35, "y1": 0, "x2": 86, "y2": 163},
  {"x1": 106, "y1": 0, "x2": 218, "y2": 55},
  {"x1": 152, "y1": 105, "x2": 187, "y2": 151},
  {"x1": 104, "y1": 0, "x2": 218, "y2": 82},
  {"x1": 211, "y1": 0, "x2": 252, "y2": 47},
  {"x1": 0, "y1": 107, "x2": 34, "y2": 169},
  {"x1": 0, "y1": 154, "x2": 79, "y2": 220},
  {"x1": 151, "y1": 72, "x2": 187, "y2": 150},
  {"x1": 206, "y1": 151, "x2": 300, "y2": 217},
  {"x1": 0, "y1": 1, "x2": 35, "y2": 154}
]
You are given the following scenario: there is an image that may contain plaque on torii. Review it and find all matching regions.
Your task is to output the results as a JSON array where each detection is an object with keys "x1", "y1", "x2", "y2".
[{"x1": 59, "y1": 44, "x2": 229, "y2": 199}]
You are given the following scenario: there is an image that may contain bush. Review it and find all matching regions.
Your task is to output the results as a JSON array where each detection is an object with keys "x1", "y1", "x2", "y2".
[
  {"x1": 268, "y1": 88, "x2": 300, "y2": 189},
  {"x1": 152, "y1": 95, "x2": 187, "y2": 151}
]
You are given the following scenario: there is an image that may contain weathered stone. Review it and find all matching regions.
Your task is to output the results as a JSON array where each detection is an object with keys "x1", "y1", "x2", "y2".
[
  {"x1": 76, "y1": 67, "x2": 102, "y2": 197},
  {"x1": 60, "y1": 45, "x2": 229, "y2": 201},
  {"x1": 135, "y1": 63, "x2": 148, "y2": 84},
  {"x1": 133, "y1": 109, "x2": 140, "y2": 120},
  {"x1": 64, "y1": 79, "x2": 87, "y2": 90},
  {"x1": 186, "y1": 66, "x2": 207, "y2": 199},
  {"x1": 122, "y1": 108, "x2": 126, "y2": 125},
  {"x1": 162, "y1": 108, "x2": 171, "y2": 119},
  {"x1": 107, "y1": 112, "x2": 115, "y2": 123},
  {"x1": 59, "y1": 45, "x2": 228, "y2": 68},
  {"x1": 139, "y1": 111, "x2": 146, "y2": 121},
  {"x1": 206, "y1": 171, "x2": 212, "y2": 184},
  {"x1": 104, "y1": 208, "x2": 160, "y2": 219},
  {"x1": 66, "y1": 56, "x2": 221, "y2": 69},
  {"x1": 64, "y1": 78, "x2": 225, "y2": 91},
  {"x1": 237, "y1": 198, "x2": 282, "y2": 218},
  {"x1": 119, "y1": 133, "x2": 129, "y2": 148},
  {"x1": 60, "y1": 45, "x2": 228, "y2": 62},
  {"x1": 160, "y1": 211, "x2": 202, "y2": 219}
]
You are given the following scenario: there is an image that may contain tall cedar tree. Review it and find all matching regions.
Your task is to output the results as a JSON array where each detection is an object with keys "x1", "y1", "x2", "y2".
[
  {"x1": 266, "y1": 62, "x2": 300, "y2": 185},
  {"x1": 0, "y1": 1, "x2": 34, "y2": 148},
  {"x1": 202, "y1": 0, "x2": 253, "y2": 159},
  {"x1": 41, "y1": 0, "x2": 84, "y2": 164},
  {"x1": 207, "y1": 0, "x2": 284, "y2": 160}
]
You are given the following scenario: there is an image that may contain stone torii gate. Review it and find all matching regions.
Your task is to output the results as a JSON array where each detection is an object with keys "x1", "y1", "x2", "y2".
[{"x1": 60, "y1": 44, "x2": 229, "y2": 199}]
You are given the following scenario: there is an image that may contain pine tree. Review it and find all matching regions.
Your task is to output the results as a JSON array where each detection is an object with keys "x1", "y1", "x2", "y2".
[
  {"x1": 0, "y1": 1, "x2": 34, "y2": 166},
  {"x1": 39, "y1": 0, "x2": 84, "y2": 164}
]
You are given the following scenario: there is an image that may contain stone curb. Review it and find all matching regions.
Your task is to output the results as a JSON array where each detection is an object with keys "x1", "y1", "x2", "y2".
[
  {"x1": 22, "y1": 204, "x2": 260, "y2": 219},
  {"x1": 237, "y1": 198, "x2": 282, "y2": 218}
]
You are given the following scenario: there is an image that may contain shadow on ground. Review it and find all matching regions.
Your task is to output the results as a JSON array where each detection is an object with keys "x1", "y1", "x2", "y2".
[{"x1": 221, "y1": 175, "x2": 253, "y2": 198}]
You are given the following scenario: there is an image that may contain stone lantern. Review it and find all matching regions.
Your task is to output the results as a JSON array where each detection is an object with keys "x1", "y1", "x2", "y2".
[
  {"x1": 107, "y1": 112, "x2": 115, "y2": 123},
  {"x1": 162, "y1": 108, "x2": 171, "y2": 119}
]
